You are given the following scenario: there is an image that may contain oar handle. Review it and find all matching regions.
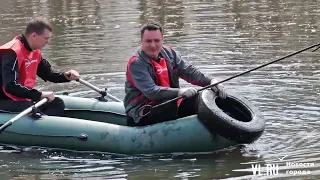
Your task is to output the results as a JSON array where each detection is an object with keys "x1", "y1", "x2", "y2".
[
  {"x1": 0, "y1": 98, "x2": 48, "y2": 133},
  {"x1": 77, "y1": 78, "x2": 122, "y2": 102}
]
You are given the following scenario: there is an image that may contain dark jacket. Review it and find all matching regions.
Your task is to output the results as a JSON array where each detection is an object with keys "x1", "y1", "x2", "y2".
[
  {"x1": 0, "y1": 35, "x2": 70, "y2": 101},
  {"x1": 124, "y1": 46, "x2": 212, "y2": 123}
]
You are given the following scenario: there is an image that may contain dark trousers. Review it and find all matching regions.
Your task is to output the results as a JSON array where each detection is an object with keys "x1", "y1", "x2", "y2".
[
  {"x1": 0, "y1": 97, "x2": 65, "y2": 116},
  {"x1": 127, "y1": 96, "x2": 198, "y2": 127}
]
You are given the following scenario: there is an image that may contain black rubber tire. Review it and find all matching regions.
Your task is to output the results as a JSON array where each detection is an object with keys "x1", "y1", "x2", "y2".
[{"x1": 197, "y1": 89, "x2": 265, "y2": 144}]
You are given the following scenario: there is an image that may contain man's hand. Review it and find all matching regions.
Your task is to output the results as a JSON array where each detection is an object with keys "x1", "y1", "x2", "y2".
[
  {"x1": 64, "y1": 70, "x2": 80, "y2": 81},
  {"x1": 210, "y1": 79, "x2": 227, "y2": 99},
  {"x1": 40, "y1": 91, "x2": 55, "y2": 102},
  {"x1": 178, "y1": 88, "x2": 197, "y2": 98}
]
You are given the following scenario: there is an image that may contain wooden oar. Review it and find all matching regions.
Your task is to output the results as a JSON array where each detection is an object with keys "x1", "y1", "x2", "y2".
[
  {"x1": 77, "y1": 78, "x2": 122, "y2": 102},
  {"x1": 0, "y1": 98, "x2": 48, "y2": 134}
]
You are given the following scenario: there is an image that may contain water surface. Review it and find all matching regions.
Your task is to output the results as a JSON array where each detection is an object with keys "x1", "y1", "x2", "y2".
[{"x1": 0, "y1": 0, "x2": 319, "y2": 179}]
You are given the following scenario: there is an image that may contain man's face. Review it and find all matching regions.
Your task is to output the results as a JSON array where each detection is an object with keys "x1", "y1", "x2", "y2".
[
  {"x1": 31, "y1": 28, "x2": 51, "y2": 50},
  {"x1": 141, "y1": 29, "x2": 163, "y2": 59}
]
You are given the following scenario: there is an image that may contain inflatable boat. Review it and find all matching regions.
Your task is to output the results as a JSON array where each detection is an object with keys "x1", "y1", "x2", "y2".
[
  {"x1": 1, "y1": 43, "x2": 318, "y2": 155},
  {"x1": 0, "y1": 85, "x2": 265, "y2": 155}
]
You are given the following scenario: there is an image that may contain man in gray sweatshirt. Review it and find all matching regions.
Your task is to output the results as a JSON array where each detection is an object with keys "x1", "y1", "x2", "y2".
[{"x1": 124, "y1": 22, "x2": 227, "y2": 126}]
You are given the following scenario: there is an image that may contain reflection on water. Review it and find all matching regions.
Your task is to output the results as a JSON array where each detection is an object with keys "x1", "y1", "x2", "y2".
[{"x1": 0, "y1": 0, "x2": 319, "y2": 179}]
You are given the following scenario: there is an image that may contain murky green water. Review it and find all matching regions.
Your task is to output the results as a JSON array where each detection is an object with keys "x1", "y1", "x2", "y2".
[{"x1": 0, "y1": 0, "x2": 319, "y2": 179}]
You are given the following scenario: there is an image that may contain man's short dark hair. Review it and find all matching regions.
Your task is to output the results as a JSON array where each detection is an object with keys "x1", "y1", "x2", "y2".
[
  {"x1": 24, "y1": 17, "x2": 52, "y2": 36},
  {"x1": 140, "y1": 22, "x2": 163, "y2": 37}
]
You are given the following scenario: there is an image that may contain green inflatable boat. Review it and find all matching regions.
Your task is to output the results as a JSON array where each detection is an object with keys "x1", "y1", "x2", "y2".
[{"x1": 0, "y1": 81, "x2": 265, "y2": 155}]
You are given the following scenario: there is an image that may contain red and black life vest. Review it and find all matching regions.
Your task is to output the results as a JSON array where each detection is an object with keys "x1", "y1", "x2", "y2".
[{"x1": 0, "y1": 36, "x2": 41, "y2": 101}]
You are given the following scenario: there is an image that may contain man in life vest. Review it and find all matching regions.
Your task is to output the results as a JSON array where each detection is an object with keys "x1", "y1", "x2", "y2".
[
  {"x1": 124, "y1": 22, "x2": 227, "y2": 126},
  {"x1": 0, "y1": 17, "x2": 80, "y2": 116}
]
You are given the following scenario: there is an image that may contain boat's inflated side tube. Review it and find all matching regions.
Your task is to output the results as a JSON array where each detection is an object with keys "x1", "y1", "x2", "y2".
[{"x1": 197, "y1": 89, "x2": 265, "y2": 144}]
